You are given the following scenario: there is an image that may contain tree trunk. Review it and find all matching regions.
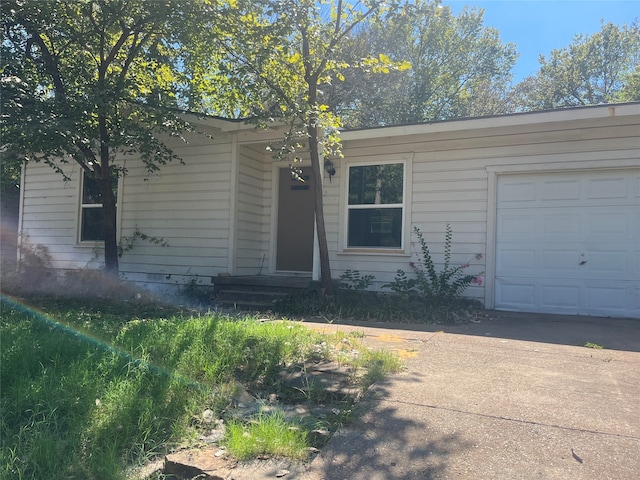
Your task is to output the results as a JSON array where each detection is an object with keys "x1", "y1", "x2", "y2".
[
  {"x1": 308, "y1": 132, "x2": 333, "y2": 292},
  {"x1": 100, "y1": 174, "x2": 119, "y2": 277},
  {"x1": 307, "y1": 123, "x2": 334, "y2": 295},
  {"x1": 301, "y1": 19, "x2": 333, "y2": 295},
  {"x1": 98, "y1": 114, "x2": 119, "y2": 277}
]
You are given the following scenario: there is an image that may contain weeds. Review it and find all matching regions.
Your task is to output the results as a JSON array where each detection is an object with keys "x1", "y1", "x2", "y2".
[
  {"x1": 274, "y1": 286, "x2": 482, "y2": 324},
  {"x1": 358, "y1": 350, "x2": 404, "y2": 389},
  {"x1": 339, "y1": 270, "x2": 375, "y2": 291},
  {"x1": 176, "y1": 276, "x2": 213, "y2": 306},
  {"x1": 273, "y1": 225, "x2": 484, "y2": 324},
  {"x1": 0, "y1": 296, "x2": 399, "y2": 479},
  {"x1": 385, "y1": 225, "x2": 481, "y2": 303},
  {"x1": 225, "y1": 411, "x2": 309, "y2": 461}
]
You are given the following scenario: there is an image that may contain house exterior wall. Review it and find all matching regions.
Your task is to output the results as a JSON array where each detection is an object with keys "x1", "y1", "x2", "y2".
[
  {"x1": 118, "y1": 128, "x2": 233, "y2": 288},
  {"x1": 18, "y1": 126, "x2": 236, "y2": 291},
  {"x1": 19, "y1": 160, "x2": 91, "y2": 271},
  {"x1": 234, "y1": 144, "x2": 271, "y2": 275},
  {"x1": 331, "y1": 104, "x2": 640, "y2": 306},
  {"x1": 16, "y1": 103, "x2": 640, "y2": 311}
]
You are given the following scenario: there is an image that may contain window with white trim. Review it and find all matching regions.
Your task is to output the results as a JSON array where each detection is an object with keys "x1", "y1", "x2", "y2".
[
  {"x1": 347, "y1": 162, "x2": 404, "y2": 248},
  {"x1": 80, "y1": 171, "x2": 117, "y2": 242}
]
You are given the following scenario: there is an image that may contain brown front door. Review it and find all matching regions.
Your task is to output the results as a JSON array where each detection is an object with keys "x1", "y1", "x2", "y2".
[{"x1": 276, "y1": 167, "x2": 315, "y2": 271}]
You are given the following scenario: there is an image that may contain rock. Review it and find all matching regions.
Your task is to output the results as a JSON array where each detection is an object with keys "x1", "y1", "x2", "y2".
[
  {"x1": 199, "y1": 427, "x2": 225, "y2": 444},
  {"x1": 234, "y1": 380, "x2": 256, "y2": 405},
  {"x1": 275, "y1": 468, "x2": 290, "y2": 477},
  {"x1": 203, "y1": 408, "x2": 215, "y2": 424},
  {"x1": 308, "y1": 428, "x2": 330, "y2": 445},
  {"x1": 164, "y1": 448, "x2": 230, "y2": 480}
]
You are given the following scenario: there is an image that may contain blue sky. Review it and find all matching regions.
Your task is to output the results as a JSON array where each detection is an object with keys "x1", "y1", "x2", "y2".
[{"x1": 445, "y1": 0, "x2": 639, "y2": 81}]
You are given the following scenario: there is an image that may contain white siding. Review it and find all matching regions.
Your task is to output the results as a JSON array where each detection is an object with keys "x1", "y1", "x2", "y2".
[
  {"x1": 333, "y1": 108, "x2": 640, "y2": 304},
  {"x1": 119, "y1": 129, "x2": 233, "y2": 285},
  {"x1": 234, "y1": 145, "x2": 271, "y2": 275},
  {"x1": 19, "y1": 127, "x2": 237, "y2": 288},
  {"x1": 19, "y1": 161, "x2": 102, "y2": 271}
]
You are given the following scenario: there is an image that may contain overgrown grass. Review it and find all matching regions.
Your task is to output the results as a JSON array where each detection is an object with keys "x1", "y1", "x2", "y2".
[
  {"x1": 359, "y1": 350, "x2": 404, "y2": 388},
  {"x1": 274, "y1": 288, "x2": 482, "y2": 324},
  {"x1": 225, "y1": 412, "x2": 309, "y2": 461},
  {"x1": 0, "y1": 297, "x2": 328, "y2": 479},
  {"x1": 1, "y1": 295, "x2": 400, "y2": 479}
]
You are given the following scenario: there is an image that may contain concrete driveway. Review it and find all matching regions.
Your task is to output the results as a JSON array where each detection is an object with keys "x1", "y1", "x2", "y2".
[{"x1": 303, "y1": 312, "x2": 640, "y2": 479}]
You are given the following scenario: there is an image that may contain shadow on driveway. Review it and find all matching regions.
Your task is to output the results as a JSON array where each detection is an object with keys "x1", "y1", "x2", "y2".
[
  {"x1": 328, "y1": 310, "x2": 640, "y2": 353},
  {"x1": 303, "y1": 312, "x2": 640, "y2": 480},
  {"x1": 306, "y1": 373, "x2": 474, "y2": 480}
]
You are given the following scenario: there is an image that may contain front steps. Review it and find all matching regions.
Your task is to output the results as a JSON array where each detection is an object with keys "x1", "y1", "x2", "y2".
[{"x1": 212, "y1": 275, "x2": 313, "y2": 310}]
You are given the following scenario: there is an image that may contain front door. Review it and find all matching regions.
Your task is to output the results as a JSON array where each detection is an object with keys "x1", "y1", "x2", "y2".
[{"x1": 276, "y1": 167, "x2": 315, "y2": 271}]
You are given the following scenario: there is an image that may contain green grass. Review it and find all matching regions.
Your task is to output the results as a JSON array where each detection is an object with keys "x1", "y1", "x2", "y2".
[
  {"x1": 0, "y1": 297, "x2": 323, "y2": 479},
  {"x1": 0, "y1": 296, "x2": 400, "y2": 479},
  {"x1": 225, "y1": 411, "x2": 309, "y2": 461},
  {"x1": 358, "y1": 349, "x2": 404, "y2": 387},
  {"x1": 584, "y1": 341, "x2": 604, "y2": 349}
]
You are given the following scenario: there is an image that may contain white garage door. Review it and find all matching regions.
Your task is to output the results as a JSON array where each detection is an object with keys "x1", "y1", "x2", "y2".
[{"x1": 495, "y1": 169, "x2": 640, "y2": 318}]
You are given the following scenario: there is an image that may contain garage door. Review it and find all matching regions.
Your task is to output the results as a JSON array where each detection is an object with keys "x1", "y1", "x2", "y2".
[{"x1": 495, "y1": 169, "x2": 640, "y2": 318}]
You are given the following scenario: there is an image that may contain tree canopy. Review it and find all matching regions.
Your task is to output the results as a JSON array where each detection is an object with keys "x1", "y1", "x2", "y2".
[
  {"x1": 2, "y1": 0, "x2": 638, "y2": 283},
  {"x1": 325, "y1": 0, "x2": 518, "y2": 127},
  {"x1": 1, "y1": 0, "x2": 224, "y2": 275},
  {"x1": 207, "y1": 0, "x2": 409, "y2": 293},
  {"x1": 511, "y1": 21, "x2": 640, "y2": 111}
]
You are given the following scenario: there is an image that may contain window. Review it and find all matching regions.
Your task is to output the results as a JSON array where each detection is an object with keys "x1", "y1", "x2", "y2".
[
  {"x1": 347, "y1": 162, "x2": 404, "y2": 248},
  {"x1": 80, "y1": 171, "x2": 117, "y2": 242}
]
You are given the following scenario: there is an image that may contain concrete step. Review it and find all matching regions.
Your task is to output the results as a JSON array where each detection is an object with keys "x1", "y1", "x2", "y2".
[
  {"x1": 215, "y1": 299, "x2": 277, "y2": 311},
  {"x1": 216, "y1": 289, "x2": 290, "y2": 303},
  {"x1": 212, "y1": 275, "x2": 313, "y2": 311},
  {"x1": 214, "y1": 275, "x2": 312, "y2": 290}
]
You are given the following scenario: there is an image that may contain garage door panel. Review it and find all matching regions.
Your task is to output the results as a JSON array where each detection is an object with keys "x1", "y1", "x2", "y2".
[
  {"x1": 497, "y1": 244, "x2": 581, "y2": 272},
  {"x1": 495, "y1": 281, "x2": 536, "y2": 308},
  {"x1": 497, "y1": 249, "x2": 535, "y2": 269},
  {"x1": 499, "y1": 181, "x2": 536, "y2": 202},
  {"x1": 587, "y1": 251, "x2": 629, "y2": 275},
  {"x1": 498, "y1": 245, "x2": 635, "y2": 278},
  {"x1": 541, "y1": 249, "x2": 580, "y2": 269},
  {"x1": 585, "y1": 285, "x2": 628, "y2": 311},
  {"x1": 588, "y1": 213, "x2": 628, "y2": 234},
  {"x1": 542, "y1": 214, "x2": 579, "y2": 235},
  {"x1": 541, "y1": 285, "x2": 580, "y2": 309},
  {"x1": 496, "y1": 169, "x2": 640, "y2": 318},
  {"x1": 586, "y1": 176, "x2": 629, "y2": 199},
  {"x1": 542, "y1": 179, "x2": 580, "y2": 201},
  {"x1": 497, "y1": 278, "x2": 638, "y2": 316},
  {"x1": 499, "y1": 208, "x2": 634, "y2": 240},
  {"x1": 499, "y1": 214, "x2": 536, "y2": 234}
]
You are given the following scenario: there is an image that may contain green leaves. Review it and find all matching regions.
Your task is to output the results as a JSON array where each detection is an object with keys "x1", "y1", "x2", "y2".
[
  {"x1": 513, "y1": 21, "x2": 640, "y2": 110},
  {"x1": 328, "y1": 0, "x2": 518, "y2": 127},
  {"x1": 1, "y1": 0, "x2": 230, "y2": 273},
  {"x1": 384, "y1": 225, "x2": 481, "y2": 302}
]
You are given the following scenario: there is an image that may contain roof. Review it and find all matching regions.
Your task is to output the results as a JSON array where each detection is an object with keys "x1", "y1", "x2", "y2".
[
  {"x1": 180, "y1": 101, "x2": 640, "y2": 137},
  {"x1": 340, "y1": 102, "x2": 640, "y2": 141}
]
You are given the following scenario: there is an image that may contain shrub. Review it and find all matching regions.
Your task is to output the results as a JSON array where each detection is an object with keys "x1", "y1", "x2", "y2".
[
  {"x1": 338, "y1": 270, "x2": 375, "y2": 291},
  {"x1": 0, "y1": 240, "x2": 54, "y2": 295},
  {"x1": 385, "y1": 225, "x2": 481, "y2": 303}
]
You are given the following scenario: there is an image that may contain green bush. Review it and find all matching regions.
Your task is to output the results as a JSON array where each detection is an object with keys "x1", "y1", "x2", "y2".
[{"x1": 385, "y1": 225, "x2": 481, "y2": 303}]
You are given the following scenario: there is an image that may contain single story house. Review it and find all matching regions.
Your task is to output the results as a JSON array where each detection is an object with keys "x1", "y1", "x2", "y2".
[{"x1": 17, "y1": 102, "x2": 640, "y2": 318}]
